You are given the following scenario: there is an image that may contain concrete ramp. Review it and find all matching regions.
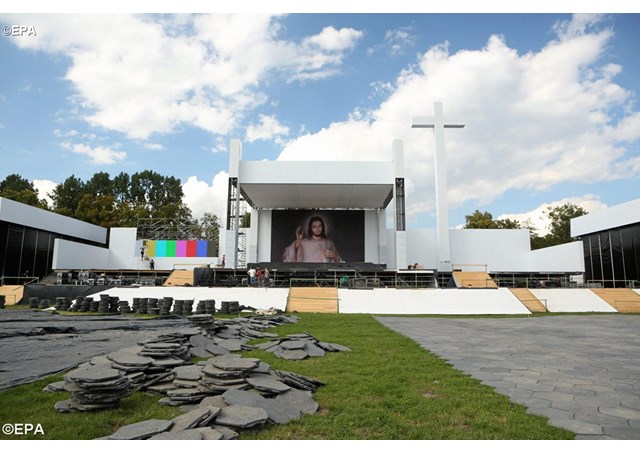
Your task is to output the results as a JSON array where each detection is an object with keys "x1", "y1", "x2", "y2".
[
  {"x1": 0, "y1": 285, "x2": 24, "y2": 305},
  {"x1": 452, "y1": 272, "x2": 497, "y2": 288},
  {"x1": 530, "y1": 289, "x2": 617, "y2": 313},
  {"x1": 163, "y1": 269, "x2": 194, "y2": 286},
  {"x1": 91, "y1": 287, "x2": 288, "y2": 312},
  {"x1": 592, "y1": 288, "x2": 640, "y2": 313},
  {"x1": 509, "y1": 288, "x2": 547, "y2": 313},
  {"x1": 286, "y1": 287, "x2": 339, "y2": 313},
  {"x1": 338, "y1": 288, "x2": 530, "y2": 315}
]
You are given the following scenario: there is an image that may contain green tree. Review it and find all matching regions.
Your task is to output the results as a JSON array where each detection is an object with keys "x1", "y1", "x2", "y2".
[
  {"x1": 0, "y1": 173, "x2": 48, "y2": 209},
  {"x1": 112, "y1": 172, "x2": 131, "y2": 203},
  {"x1": 543, "y1": 203, "x2": 588, "y2": 248},
  {"x1": 464, "y1": 210, "x2": 497, "y2": 229},
  {"x1": 197, "y1": 212, "x2": 221, "y2": 254},
  {"x1": 51, "y1": 175, "x2": 86, "y2": 216},
  {"x1": 495, "y1": 218, "x2": 523, "y2": 229},
  {"x1": 75, "y1": 194, "x2": 120, "y2": 228},
  {"x1": 240, "y1": 211, "x2": 251, "y2": 228},
  {"x1": 85, "y1": 172, "x2": 113, "y2": 197}
]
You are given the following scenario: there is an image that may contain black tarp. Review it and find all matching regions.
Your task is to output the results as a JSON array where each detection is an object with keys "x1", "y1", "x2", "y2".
[
  {"x1": 0, "y1": 309, "x2": 192, "y2": 390},
  {"x1": 19, "y1": 284, "x2": 110, "y2": 304}
]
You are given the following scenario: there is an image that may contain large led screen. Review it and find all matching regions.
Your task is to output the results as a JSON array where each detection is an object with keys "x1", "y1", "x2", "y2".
[{"x1": 271, "y1": 210, "x2": 364, "y2": 263}]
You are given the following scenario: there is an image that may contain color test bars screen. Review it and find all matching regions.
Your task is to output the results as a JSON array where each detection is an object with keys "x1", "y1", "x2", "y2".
[{"x1": 145, "y1": 240, "x2": 215, "y2": 257}]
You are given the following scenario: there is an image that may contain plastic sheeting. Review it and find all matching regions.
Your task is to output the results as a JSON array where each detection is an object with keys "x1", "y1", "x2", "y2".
[
  {"x1": 19, "y1": 284, "x2": 109, "y2": 304},
  {"x1": 0, "y1": 309, "x2": 192, "y2": 391}
]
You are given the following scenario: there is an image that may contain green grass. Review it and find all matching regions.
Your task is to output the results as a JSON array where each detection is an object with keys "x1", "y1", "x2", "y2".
[{"x1": 0, "y1": 313, "x2": 575, "y2": 440}]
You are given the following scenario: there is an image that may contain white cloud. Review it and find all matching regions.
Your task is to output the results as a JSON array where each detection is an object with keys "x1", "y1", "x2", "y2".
[
  {"x1": 278, "y1": 15, "x2": 640, "y2": 220},
  {"x1": 61, "y1": 142, "x2": 126, "y2": 164},
  {"x1": 384, "y1": 26, "x2": 416, "y2": 55},
  {"x1": 304, "y1": 26, "x2": 363, "y2": 51},
  {"x1": 497, "y1": 195, "x2": 608, "y2": 236},
  {"x1": 181, "y1": 171, "x2": 229, "y2": 222},
  {"x1": 246, "y1": 114, "x2": 289, "y2": 143},
  {"x1": 31, "y1": 179, "x2": 57, "y2": 207},
  {"x1": 143, "y1": 142, "x2": 164, "y2": 150},
  {"x1": 3, "y1": 14, "x2": 363, "y2": 141}
]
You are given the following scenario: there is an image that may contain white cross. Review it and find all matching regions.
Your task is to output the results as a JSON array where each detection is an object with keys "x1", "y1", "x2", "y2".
[{"x1": 412, "y1": 102, "x2": 465, "y2": 272}]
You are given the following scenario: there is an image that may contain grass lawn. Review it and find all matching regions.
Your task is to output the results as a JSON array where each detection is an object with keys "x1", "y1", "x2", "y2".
[{"x1": 0, "y1": 312, "x2": 574, "y2": 440}]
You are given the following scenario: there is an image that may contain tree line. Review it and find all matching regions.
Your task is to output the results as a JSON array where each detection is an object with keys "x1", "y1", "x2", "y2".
[
  {"x1": 0, "y1": 172, "x2": 221, "y2": 247},
  {"x1": 1, "y1": 171, "x2": 585, "y2": 252},
  {"x1": 463, "y1": 203, "x2": 588, "y2": 250}
]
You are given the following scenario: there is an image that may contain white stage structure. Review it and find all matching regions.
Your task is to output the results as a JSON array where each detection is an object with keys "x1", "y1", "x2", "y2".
[{"x1": 221, "y1": 102, "x2": 585, "y2": 276}]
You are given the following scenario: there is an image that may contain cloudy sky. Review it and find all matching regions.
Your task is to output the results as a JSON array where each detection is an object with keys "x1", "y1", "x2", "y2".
[{"x1": 1, "y1": 6, "x2": 639, "y2": 234}]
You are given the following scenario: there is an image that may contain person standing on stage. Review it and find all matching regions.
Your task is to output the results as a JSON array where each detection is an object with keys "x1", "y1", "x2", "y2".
[
  {"x1": 247, "y1": 266, "x2": 256, "y2": 286},
  {"x1": 256, "y1": 266, "x2": 263, "y2": 287}
]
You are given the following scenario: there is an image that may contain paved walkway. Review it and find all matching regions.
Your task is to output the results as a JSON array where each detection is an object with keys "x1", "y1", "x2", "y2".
[{"x1": 376, "y1": 315, "x2": 640, "y2": 440}]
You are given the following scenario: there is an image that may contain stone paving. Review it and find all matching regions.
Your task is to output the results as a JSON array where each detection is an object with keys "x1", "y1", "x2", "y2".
[{"x1": 376, "y1": 314, "x2": 640, "y2": 440}]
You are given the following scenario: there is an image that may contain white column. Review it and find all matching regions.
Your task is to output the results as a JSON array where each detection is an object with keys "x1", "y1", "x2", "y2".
[{"x1": 412, "y1": 102, "x2": 464, "y2": 272}]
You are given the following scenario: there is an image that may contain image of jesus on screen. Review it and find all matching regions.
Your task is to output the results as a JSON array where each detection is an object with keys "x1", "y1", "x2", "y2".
[{"x1": 282, "y1": 215, "x2": 342, "y2": 263}]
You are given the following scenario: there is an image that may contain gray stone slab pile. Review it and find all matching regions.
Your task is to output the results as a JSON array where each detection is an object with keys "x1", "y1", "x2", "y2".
[
  {"x1": 54, "y1": 364, "x2": 132, "y2": 413},
  {"x1": 35, "y1": 313, "x2": 335, "y2": 439},
  {"x1": 98, "y1": 356, "x2": 323, "y2": 439},
  {"x1": 255, "y1": 332, "x2": 352, "y2": 360}
]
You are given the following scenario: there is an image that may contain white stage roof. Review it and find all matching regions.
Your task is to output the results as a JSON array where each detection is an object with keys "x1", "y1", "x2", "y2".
[{"x1": 238, "y1": 161, "x2": 395, "y2": 209}]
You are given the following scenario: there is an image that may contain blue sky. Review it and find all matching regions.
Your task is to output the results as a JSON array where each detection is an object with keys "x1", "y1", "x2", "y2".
[{"x1": 1, "y1": 7, "x2": 639, "y2": 234}]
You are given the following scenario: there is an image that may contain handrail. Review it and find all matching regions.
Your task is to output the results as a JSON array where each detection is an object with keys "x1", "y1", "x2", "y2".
[
  {"x1": 586, "y1": 279, "x2": 637, "y2": 288},
  {"x1": 451, "y1": 263, "x2": 488, "y2": 273},
  {"x1": 0, "y1": 276, "x2": 40, "y2": 286},
  {"x1": 459, "y1": 278, "x2": 497, "y2": 288},
  {"x1": 290, "y1": 277, "x2": 339, "y2": 288}
]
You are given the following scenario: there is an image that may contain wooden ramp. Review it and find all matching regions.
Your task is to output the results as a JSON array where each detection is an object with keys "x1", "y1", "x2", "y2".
[
  {"x1": 452, "y1": 272, "x2": 498, "y2": 288},
  {"x1": 509, "y1": 288, "x2": 547, "y2": 313},
  {"x1": 0, "y1": 285, "x2": 24, "y2": 305},
  {"x1": 590, "y1": 288, "x2": 640, "y2": 313},
  {"x1": 286, "y1": 287, "x2": 339, "y2": 313},
  {"x1": 163, "y1": 269, "x2": 194, "y2": 287}
]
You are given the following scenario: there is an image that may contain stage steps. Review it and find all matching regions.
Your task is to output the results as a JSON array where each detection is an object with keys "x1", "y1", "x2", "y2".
[
  {"x1": 452, "y1": 271, "x2": 498, "y2": 288},
  {"x1": 0, "y1": 285, "x2": 24, "y2": 305},
  {"x1": 286, "y1": 287, "x2": 339, "y2": 313},
  {"x1": 163, "y1": 269, "x2": 194, "y2": 287},
  {"x1": 509, "y1": 288, "x2": 547, "y2": 313},
  {"x1": 591, "y1": 288, "x2": 640, "y2": 313}
]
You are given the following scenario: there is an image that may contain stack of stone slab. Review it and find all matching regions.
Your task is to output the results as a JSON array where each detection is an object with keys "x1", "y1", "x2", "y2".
[
  {"x1": 198, "y1": 356, "x2": 260, "y2": 395},
  {"x1": 29, "y1": 297, "x2": 39, "y2": 308},
  {"x1": 54, "y1": 297, "x2": 73, "y2": 311},
  {"x1": 147, "y1": 298, "x2": 159, "y2": 315},
  {"x1": 255, "y1": 332, "x2": 352, "y2": 360},
  {"x1": 173, "y1": 299, "x2": 185, "y2": 315},
  {"x1": 187, "y1": 314, "x2": 216, "y2": 333},
  {"x1": 136, "y1": 298, "x2": 149, "y2": 314},
  {"x1": 106, "y1": 347, "x2": 155, "y2": 386},
  {"x1": 98, "y1": 294, "x2": 111, "y2": 313},
  {"x1": 218, "y1": 301, "x2": 240, "y2": 315},
  {"x1": 38, "y1": 299, "x2": 51, "y2": 309},
  {"x1": 118, "y1": 300, "x2": 131, "y2": 314},
  {"x1": 55, "y1": 365, "x2": 132, "y2": 413},
  {"x1": 159, "y1": 297, "x2": 173, "y2": 316},
  {"x1": 192, "y1": 299, "x2": 212, "y2": 315}
]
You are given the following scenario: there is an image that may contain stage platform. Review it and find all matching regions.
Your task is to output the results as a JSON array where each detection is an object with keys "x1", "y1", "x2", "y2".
[{"x1": 75, "y1": 286, "x2": 639, "y2": 315}]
